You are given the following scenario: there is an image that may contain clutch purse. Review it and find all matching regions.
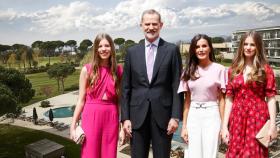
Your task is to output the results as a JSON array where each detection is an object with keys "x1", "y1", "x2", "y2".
[
  {"x1": 74, "y1": 126, "x2": 85, "y2": 144},
  {"x1": 256, "y1": 120, "x2": 270, "y2": 147}
]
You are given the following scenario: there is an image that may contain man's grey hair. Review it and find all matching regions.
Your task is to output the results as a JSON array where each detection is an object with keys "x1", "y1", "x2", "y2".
[{"x1": 141, "y1": 9, "x2": 161, "y2": 22}]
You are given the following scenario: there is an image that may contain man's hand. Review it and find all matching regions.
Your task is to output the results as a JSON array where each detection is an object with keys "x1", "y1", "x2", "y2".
[
  {"x1": 167, "y1": 118, "x2": 179, "y2": 135},
  {"x1": 123, "y1": 120, "x2": 132, "y2": 138}
]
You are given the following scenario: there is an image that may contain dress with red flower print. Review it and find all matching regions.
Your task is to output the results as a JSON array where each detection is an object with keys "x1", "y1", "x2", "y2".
[{"x1": 226, "y1": 64, "x2": 277, "y2": 158}]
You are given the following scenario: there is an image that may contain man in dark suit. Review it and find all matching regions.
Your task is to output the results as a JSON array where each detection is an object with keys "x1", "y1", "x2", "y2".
[{"x1": 121, "y1": 9, "x2": 183, "y2": 158}]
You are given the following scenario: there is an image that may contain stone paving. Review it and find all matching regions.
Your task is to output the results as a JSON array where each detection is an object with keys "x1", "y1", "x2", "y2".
[{"x1": 1, "y1": 90, "x2": 280, "y2": 158}]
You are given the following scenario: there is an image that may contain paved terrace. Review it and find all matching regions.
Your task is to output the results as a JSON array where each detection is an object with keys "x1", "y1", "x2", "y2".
[{"x1": 1, "y1": 89, "x2": 280, "y2": 158}]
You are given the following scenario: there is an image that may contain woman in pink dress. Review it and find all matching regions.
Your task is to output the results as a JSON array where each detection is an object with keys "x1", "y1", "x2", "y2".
[
  {"x1": 222, "y1": 31, "x2": 278, "y2": 158},
  {"x1": 178, "y1": 34, "x2": 226, "y2": 158},
  {"x1": 70, "y1": 33, "x2": 124, "y2": 158}
]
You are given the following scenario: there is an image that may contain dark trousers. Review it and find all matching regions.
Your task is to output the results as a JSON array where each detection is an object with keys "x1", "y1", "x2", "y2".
[{"x1": 130, "y1": 106, "x2": 172, "y2": 158}]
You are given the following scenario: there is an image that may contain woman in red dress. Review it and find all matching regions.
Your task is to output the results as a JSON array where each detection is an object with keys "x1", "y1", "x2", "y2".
[{"x1": 222, "y1": 31, "x2": 278, "y2": 158}]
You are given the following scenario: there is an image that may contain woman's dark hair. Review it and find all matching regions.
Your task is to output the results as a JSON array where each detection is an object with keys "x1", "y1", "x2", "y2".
[{"x1": 182, "y1": 34, "x2": 215, "y2": 81}]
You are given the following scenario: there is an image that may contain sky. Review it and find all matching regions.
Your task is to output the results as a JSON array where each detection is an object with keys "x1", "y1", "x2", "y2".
[{"x1": 0, "y1": 0, "x2": 279, "y2": 46}]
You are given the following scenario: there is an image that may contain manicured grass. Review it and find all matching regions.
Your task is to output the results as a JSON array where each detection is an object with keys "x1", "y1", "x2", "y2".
[
  {"x1": 0, "y1": 124, "x2": 80, "y2": 158},
  {"x1": 0, "y1": 57, "x2": 62, "y2": 69},
  {"x1": 24, "y1": 70, "x2": 80, "y2": 106},
  {"x1": 38, "y1": 57, "x2": 64, "y2": 66},
  {"x1": 220, "y1": 61, "x2": 232, "y2": 67}
]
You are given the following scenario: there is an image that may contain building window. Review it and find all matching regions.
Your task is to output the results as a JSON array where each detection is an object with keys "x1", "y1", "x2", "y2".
[
  {"x1": 271, "y1": 41, "x2": 277, "y2": 48},
  {"x1": 276, "y1": 31, "x2": 280, "y2": 38},
  {"x1": 270, "y1": 51, "x2": 275, "y2": 57},
  {"x1": 238, "y1": 35, "x2": 241, "y2": 41},
  {"x1": 275, "y1": 50, "x2": 280, "y2": 57}
]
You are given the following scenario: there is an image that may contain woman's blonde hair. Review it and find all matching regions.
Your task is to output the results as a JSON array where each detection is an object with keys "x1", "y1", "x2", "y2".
[{"x1": 231, "y1": 30, "x2": 267, "y2": 83}]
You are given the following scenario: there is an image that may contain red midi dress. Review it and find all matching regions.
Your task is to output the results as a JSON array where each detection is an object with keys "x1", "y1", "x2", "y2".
[{"x1": 226, "y1": 64, "x2": 277, "y2": 158}]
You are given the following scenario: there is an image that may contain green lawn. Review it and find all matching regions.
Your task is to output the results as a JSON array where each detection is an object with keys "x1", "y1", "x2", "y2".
[
  {"x1": 220, "y1": 61, "x2": 232, "y2": 67},
  {"x1": 38, "y1": 56, "x2": 61, "y2": 66},
  {"x1": 24, "y1": 70, "x2": 80, "y2": 106},
  {"x1": 0, "y1": 57, "x2": 62, "y2": 69},
  {"x1": 0, "y1": 124, "x2": 80, "y2": 158}
]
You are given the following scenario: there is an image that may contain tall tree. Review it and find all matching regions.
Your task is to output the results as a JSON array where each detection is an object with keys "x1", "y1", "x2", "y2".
[
  {"x1": 0, "y1": 66, "x2": 35, "y2": 103},
  {"x1": 41, "y1": 41, "x2": 56, "y2": 65},
  {"x1": 125, "y1": 39, "x2": 136, "y2": 46},
  {"x1": 7, "y1": 53, "x2": 17, "y2": 68},
  {"x1": 78, "y1": 39, "x2": 92, "y2": 61},
  {"x1": 114, "y1": 38, "x2": 125, "y2": 50},
  {"x1": 0, "y1": 44, "x2": 11, "y2": 65},
  {"x1": 11, "y1": 44, "x2": 27, "y2": 69},
  {"x1": 138, "y1": 39, "x2": 145, "y2": 44},
  {"x1": 65, "y1": 40, "x2": 77, "y2": 52},
  {"x1": 26, "y1": 47, "x2": 33, "y2": 68},
  {"x1": 31, "y1": 41, "x2": 43, "y2": 65},
  {"x1": 20, "y1": 49, "x2": 27, "y2": 70},
  {"x1": 31, "y1": 41, "x2": 43, "y2": 49},
  {"x1": 47, "y1": 63, "x2": 76, "y2": 93},
  {"x1": 0, "y1": 83, "x2": 17, "y2": 116},
  {"x1": 79, "y1": 39, "x2": 92, "y2": 53},
  {"x1": 118, "y1": 39, "x2": 136, "y2": 61},
  {"x1": 0, "y1": 66, "x2": 35, "y2": 115},
  {"x1": 54, "y1": 40, "x2": 65, "y2": 55},
  {"x1": 32, "y1": 49, "x2": 40, "y2": 64},
  {"x1": 212, "y1": 37, "x2": 225, "y2": 43}
]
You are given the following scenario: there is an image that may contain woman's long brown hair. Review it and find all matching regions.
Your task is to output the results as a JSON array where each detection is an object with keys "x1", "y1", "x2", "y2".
[
  {"x1": 89, "y1": 33, "x2": 121, "y2": 97},
  {"x1": 182, "y1": 34, "x2": 215, "y2": 81}
]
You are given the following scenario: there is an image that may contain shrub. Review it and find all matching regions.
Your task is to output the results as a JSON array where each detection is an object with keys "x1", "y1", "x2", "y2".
[
  {"x1": 32, "y1": 61, "x2": 38, "y2": 68},
  {"x1": 223, "y1": 58, "x2": 232, "y2": 64},
  {"x1": 276, "y1": 76, "x2": 280, "y2": 93},
  {"x1": 64, "y1": 84, "x2": 79, "y2": 91},
  {"x1": 71, "y1": 105, "x2": 76, "y2": 111},
  {"x1": 0, "y1": 83, "x2": 17, "y2": 115},
  {"x1": 40, "y1": 100, "x2": 51, "y2": 108},
  {"x1": 40, "y1": 85, "x2": 53, "y2": 97}
]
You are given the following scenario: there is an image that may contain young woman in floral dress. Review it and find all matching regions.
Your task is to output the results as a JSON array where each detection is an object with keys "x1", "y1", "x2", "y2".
[{"x1": 222, "y1": 31, "x2": 278, "y2": 158}]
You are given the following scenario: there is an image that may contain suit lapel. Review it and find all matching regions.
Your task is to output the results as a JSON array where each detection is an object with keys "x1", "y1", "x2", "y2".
[
  {"x1": 138, "y1": 43, "x2": 149, "y2": 83},
  {"x1": 151, "y1": 38, "x2": 167, "y2": 83}
]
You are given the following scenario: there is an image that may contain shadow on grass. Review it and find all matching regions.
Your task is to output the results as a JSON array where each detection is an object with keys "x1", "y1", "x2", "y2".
[{"x1": 0, "y1": 124, "x2": 80, "y2": 158}]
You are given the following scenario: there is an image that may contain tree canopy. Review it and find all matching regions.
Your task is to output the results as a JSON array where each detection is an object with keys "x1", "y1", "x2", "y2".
[
  {"x1": 211, "y1": 37, "x2": 225, "y2": 43},
  {"x1": 0, "y1": 66, "x2": 35, "y2": 103},
  {"x1": 0, "y1": 83, "x2": 17, "y2": 116},
  {"x1": 114, "y1": 38, "x2": 125, "y2": 46},
  {"x1": 0, "y1": 66, "x2": 35, "y2": 115},
  {"x1": 47, "y1": 63, "x2": 76, "y2": 93},
  {"x1": 78, "y1": 39, "x2": 93, "y2": 55}
]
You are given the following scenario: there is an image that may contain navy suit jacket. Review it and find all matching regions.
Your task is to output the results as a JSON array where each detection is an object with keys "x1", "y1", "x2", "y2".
[{"x1": 121, "y1": 38, "x2": 183, "y2": 129}]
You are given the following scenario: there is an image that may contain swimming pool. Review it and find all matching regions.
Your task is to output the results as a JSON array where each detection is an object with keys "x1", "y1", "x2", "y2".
[
  {"x1": 43, "y1": 107, "x2": 183, "y2": 142},
  {"x1": 172, "y1": 122, "x2": 183, "y2": 143},
  {"x1": 44, "y1": 106, "x2": 74, "y2": 118}
]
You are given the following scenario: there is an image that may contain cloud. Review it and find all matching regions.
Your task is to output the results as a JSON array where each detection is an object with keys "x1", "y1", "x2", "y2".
[
  {"x1": 30, "y1": 1, "x2": 102, "y2": 34},
  {"x1": 0, "y1": 0, "x2": 279, "y2": 36},
  {"x1": 229, "y1": 2, "x2": 276, "y2": 21},
  {"x1": 0, "y1": 8, "x2": 17, "y2": 21}
]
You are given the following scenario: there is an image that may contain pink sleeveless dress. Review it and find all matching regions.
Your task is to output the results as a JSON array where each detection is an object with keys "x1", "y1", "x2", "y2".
[{"x1": 81, "y1": 64, "x2": 122, "y2": 158}]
